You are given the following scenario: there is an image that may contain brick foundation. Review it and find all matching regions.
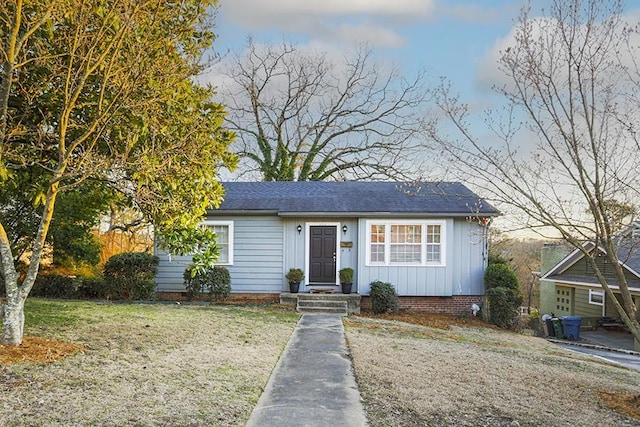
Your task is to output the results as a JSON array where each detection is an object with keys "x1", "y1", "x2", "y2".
[
  {"x1": 156, "y1": 292, "x2": 280, "y2": 304},
  {"x1": 360, "y1": 295, "x2": 485, "y2": 316}
]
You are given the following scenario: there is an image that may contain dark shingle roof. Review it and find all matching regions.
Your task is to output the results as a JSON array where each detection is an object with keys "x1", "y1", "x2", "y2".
[{"x1": 212, "y1": 181, "x2": 499, "y2": 217}]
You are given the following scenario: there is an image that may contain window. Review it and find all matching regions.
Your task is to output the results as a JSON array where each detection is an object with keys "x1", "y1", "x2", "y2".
[
  {"x1": 202, "y1": 220, "x2": 234, "y2": 265},
  {"x1": 589, "y1": 289, "x2": 604, "y2": 306},
  {"x1": 366, "y1": 220, "x2": 445, "y2": 266}
]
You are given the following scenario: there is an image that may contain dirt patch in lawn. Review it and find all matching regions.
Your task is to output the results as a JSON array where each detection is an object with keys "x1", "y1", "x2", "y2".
[
  {"x1": 356, "y1": 311, "x2": 491, "y2": 330},
  {"x1": 600, "y1": 392, "x2": 640, "y2": 420},
  {"x1": 0, "y1": 336, "x2": 85, "y2": 364},
  {"x1": 346, "y1": 314, "x2": 640, "y2": 426}
]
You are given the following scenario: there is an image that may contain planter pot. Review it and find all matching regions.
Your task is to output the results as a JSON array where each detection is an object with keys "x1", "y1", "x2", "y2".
[
  {"x1": 341, "y1": 282, "x2": 352, "y2": 294},
  {"x1": 289, "y1": 281, "x2": 300, "y2": 293}
]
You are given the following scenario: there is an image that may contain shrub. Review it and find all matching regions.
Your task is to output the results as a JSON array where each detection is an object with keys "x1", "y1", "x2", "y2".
[
  {"x1": 484, "y1": 263, "x2": 519, "y2": 290},
  {"x1": 369, "y1": 280, "x2": 399, "y2": 314},
  {"x1": 103, "y1": 252, "x2": 158, "y2": 300},
  {"x1": 484, "y1": 262, "x2": 522, "y2": 328},
  {"x1": 184, "y1": 265, "x2": 231, "y2": 301},
  {"x1": 487, "y1": 286, "x2": 523, "y2": 329},
  {"x1": 285, "y1": 268, "x2": 304, "y2": 283},
  {"x1": 30, "y1": 274, "x2": 78, "y2": 299},
  {"x1": 339, "y1": 267, "x2": 354, "y2": 284},
  {"x1": 76, "y1": 277, "x2": 110, "y2": 299}
]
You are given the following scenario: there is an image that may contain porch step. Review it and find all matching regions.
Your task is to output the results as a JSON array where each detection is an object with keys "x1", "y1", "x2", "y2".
[
  {"x1": 280, "y1": 292, "x2": 361, "y2": 314},
  {"x1": 296, "y1": 299, "x2": 348, "y2": 315}
]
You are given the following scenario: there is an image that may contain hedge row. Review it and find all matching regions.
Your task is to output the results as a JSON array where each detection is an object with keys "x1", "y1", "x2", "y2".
[{"x1": 0, "y1": 252, "x2": 158, "y2": 301}]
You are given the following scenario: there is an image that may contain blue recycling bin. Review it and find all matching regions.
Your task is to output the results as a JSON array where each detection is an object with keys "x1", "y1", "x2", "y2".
[{"x1": 562, "y1": 316, "x2": 582, "y2": 341}]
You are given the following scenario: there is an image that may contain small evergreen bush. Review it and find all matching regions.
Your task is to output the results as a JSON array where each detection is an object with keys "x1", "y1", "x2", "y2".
[
  {"x1": 285, "y1": 268, "x2": 304, "y2": 283},
  {"x1": 484, "y1": 263, "x2": 519, "y2": 290},
  {"x1": 76, "y1": 277, "x2": 110, "y2": 299},
  {"x1": 339, "y1": 267, "x2": 354, "y2": 284},
  {"x1": 485, "y1": 262, "x2": 522, "y2": 328},
  {"x1": 487, "y1": 286, "x2": 523, "y2": 328},
  {"x1": 369, "y1": 280, "x2": 399, "y2": 314},
  {"x1": 31, "y1": 274, "x2": 77, "y2": 299},
  {"x1": 184, "y1": 265, "x2": 231, "y2": 301},
  {"x1": 103, "y1": 252, "x2": 158, "y2": 300}
]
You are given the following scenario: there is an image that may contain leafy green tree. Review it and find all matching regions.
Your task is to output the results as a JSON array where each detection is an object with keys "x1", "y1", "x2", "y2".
[{"x1": 0, "y1": 0, "x2": 235, "y2": 345}]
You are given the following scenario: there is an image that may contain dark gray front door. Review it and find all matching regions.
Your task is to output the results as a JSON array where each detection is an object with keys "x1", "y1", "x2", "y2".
[{"x1": 309, "y1": 226, "x2": 337, "y2": 284}]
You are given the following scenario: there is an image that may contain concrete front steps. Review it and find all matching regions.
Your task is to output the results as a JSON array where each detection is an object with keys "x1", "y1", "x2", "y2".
[{"x1": 280, "y1": 292, "x2": 361, "y2": 315}]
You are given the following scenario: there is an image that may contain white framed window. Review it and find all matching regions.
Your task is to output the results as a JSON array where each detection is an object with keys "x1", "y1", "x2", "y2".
[
  {"x1": 202, "y1": 220, "x2": 234, "y2": 265},
  {"x1": 588, "y1": 289, "x2": 604, "y2": 306},
  {"x1": 366, "y1": 220, "x2": 445, "y2": 266}
]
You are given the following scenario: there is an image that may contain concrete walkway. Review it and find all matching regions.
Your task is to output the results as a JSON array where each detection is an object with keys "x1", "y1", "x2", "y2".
[{"x1": 246, "y1": 314, "x2": 368, "y2": 427}]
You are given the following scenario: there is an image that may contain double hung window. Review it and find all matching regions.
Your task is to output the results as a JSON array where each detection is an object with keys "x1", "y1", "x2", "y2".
[
  {"x1": 366, "y1": 221, "x2": 445, "y2": 266},
  {"x1": 202, "y1": 220, "x2": 234, "y2": 265}
]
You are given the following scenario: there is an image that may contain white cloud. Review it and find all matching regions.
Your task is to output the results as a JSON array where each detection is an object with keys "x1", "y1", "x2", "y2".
[
  {"x1": 219, "y1": 0, "x2": 435, "y2": 47},
  {"x1": 475, "y1": 9, "x2": 640, "y2": 92},
  {"x1": 223, "y1": 0, "x2": 434, "y2": 25},
  {"x1": 440, "y1": 2, "x2": 515, "y2": 24}
]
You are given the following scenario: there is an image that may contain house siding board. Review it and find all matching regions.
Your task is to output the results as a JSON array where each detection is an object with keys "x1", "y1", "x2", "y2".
[
  {"x1": 574, "y1": 287, "x2": 603, "y2": 318},
  {"x1": 451, "y1": 219, "x2": 486, "y2": 296},
  {"x1": 563, "y1": 255, "x2": 637, "y2": 283},
  {"x1": 356, "y1": 218, "x2": 486, "y2": 297},
  {"x1": 156, "y1": 216, "x2": 284, "y2": 293}
]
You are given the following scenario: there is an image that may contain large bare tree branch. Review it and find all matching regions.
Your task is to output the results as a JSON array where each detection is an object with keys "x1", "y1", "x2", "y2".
[{"x1": 219, "y1": 41, "x2": 432, "y2": 181}]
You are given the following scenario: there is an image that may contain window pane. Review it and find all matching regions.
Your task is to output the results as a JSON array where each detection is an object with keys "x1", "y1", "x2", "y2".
[
  {"x1": 371, "y1": 224, "x2": 385, "y2": 243},
  {"x1": 391, "y1": 225, "x2": 422, "y2": 243},
  {"x1": 390, "y1": 245, "x2": 421, "y2": 263},
  {"x1": 426, "y1": 225, "x2": 440, "y2": 243},
  {"x1": 370, "y1": 244, "x2": 385, "y2": 262},
  {"x1": 206, "y1": 224, "x2": 229, "y2": 263},
  {"x1": 426, "y1": 244, "x2": 440, "y2": 262}
]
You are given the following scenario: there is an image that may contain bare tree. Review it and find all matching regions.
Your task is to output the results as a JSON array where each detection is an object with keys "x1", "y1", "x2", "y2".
[
  {"x1": 219, "y1": 41, "x2": 431, "y2": 181},
  {"x1": 430, "y1": 0, "x2": 640, "y2": 345}
]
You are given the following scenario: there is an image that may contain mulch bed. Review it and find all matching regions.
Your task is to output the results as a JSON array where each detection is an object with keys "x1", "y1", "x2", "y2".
[{"x1": 0, "y1": 336, "x2": 84, "y2": 364}]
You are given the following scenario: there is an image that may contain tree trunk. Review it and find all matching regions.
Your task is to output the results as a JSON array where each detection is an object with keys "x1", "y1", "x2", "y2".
[{"x1": 1, "y1": 290, "x2": 25, "y2": 345}]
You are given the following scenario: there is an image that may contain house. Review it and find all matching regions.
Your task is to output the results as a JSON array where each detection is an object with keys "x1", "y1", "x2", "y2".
[
  {"x1": 155, "y1": 181, "x2": 499, "y2": 314},
  {"x1": 539, "y1": 222, "x2": 640, "y2": 328}
]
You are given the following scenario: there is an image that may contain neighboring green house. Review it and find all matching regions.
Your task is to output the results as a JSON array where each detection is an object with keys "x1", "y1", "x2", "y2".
[{"x1": 539, "y1": 222, "x2": 640, "y2": 328}]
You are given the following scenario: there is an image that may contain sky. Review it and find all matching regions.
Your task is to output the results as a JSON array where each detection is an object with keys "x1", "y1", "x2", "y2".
[
  {"x1": 208, "y1": 0, "x2": 640, "y2": 236},
  {"x1": 209, "y1": 0, "x2": 640, "y2": 110},
  {"x1": 210, "y1": 0, "x2": 532, "y2": 108}
]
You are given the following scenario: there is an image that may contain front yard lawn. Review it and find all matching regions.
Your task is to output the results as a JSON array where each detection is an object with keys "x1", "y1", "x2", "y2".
[
  {"x1": 346, "y1": 314, "x2": 640, "y2": 426},
  {"x1": 1, "y1": 299, "x2": 299, "y2": 426}
]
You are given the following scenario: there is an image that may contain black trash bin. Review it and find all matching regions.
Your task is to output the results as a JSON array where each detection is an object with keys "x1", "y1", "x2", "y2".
[
  {"x1": 551, "y1": 318, "x2": 564, "y2": 338},
  {"x1": 545, "y1": 319, "x2": 555, "y2": 337},
  {"x1": 562, "y1": 316, "x2": 582, "y2": 341}
]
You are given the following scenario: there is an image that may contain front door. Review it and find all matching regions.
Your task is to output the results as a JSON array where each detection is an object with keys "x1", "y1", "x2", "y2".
[{"x1": 309, "y1": 226, "x2": 337, "y2": 285}]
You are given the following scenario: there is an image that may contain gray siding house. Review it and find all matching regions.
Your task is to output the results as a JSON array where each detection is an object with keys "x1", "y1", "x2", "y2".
[{"x1": 155, "y1": 181, "x2": 499, "y2": 312}]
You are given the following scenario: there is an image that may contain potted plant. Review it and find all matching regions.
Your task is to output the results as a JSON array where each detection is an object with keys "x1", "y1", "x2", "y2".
[
  {"x1": 339, "y1": 267, "x2": 354, "y2": 294},
  {"x1": 285, "y1": 268, "x2": 304, "y2": 293}
]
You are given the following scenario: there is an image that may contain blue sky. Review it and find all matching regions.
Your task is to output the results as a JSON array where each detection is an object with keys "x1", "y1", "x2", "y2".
[
  {"x1": 210, "y1": 0, "x2": 640, "y2": 110},
  {"x1": 211, "y1": 0, "x2": 533, "y2": 105}
]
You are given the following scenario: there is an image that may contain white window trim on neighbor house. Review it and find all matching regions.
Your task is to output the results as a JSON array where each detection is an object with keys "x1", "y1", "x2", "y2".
[
  {"x1": 365, "y1": 219, "x2": 446, "y2": 267},
  {"x1": 588, "y1": 288, "x2": 604, "y2": 306},
  {"x1": 202, "y1": 220, "x2": 234, "y2": 265}
]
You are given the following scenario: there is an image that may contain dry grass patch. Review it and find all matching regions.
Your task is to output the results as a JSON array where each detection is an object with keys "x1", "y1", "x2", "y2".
[
  {"x1": 346, "y1": 315, "x2": 640, "y2": 426},
  {"x1": 1, "y1": 300, "x2": 299, "y2": 427}
]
